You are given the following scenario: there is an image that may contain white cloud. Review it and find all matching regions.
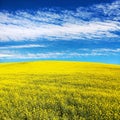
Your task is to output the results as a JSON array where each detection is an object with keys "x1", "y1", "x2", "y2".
[
  {"x1": 78, "y1": 48, "x2": 120, "y2": 53},
  {"x1": 0, "y1": 54, "x2": 13, "y2": 58},
  {"x1": 0, "y1": 0, "x2": 120, "y2": 41},
  {"x1": 94, "y1": 0, "x2": 120, "y2": 18},
  {"x1": 0, "y1": 44, "x2": 47, "y2": 49},
  {"x1": 69, "y1": 52, "x2": 108, "y2": 57},
  {"x1": 0, "y1": 52, "x2": 65, "y2": 59},
  {"x1": 92, "y1": 48, "x2": 120, "y2": 53},
  {"x1": 0, "y1": 48, "x2": 119, "y2": 59}
]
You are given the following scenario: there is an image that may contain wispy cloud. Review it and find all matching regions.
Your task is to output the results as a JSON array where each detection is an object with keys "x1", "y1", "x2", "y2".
[
  {"x1": 0, "y1": 52, "x2": 65, "y2": 59},
  {"x1": 78, "y1": 48, "x2": 120, "y2": 53},
  {"x1": 0, "y1": 54, "x2": 13, "y2": 58},
  {"x1": 0, "y1": 48, "x2": 119, "y2": 59},
  {"x1": 93, "y1": 0, "x2": 120, "y2": 21},
  {"x1": 0, "y1": 44, "x2": 47, "y2": 49},
  {"x1": 91, "y1": 48, "x2": 120, "y2": 53},
  {"x1": 0, "y1": 0, "x2": 120, "y2": 41}
]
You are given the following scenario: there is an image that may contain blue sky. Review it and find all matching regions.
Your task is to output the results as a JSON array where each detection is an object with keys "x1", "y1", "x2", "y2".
[{"x1": 0, "y1": 0, "x2": 120, "y2": 64}]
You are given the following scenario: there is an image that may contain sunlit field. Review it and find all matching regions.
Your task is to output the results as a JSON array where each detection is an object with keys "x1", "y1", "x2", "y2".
[{"x1": 0, "y1": 61, "x2": 120, "y2": 120}]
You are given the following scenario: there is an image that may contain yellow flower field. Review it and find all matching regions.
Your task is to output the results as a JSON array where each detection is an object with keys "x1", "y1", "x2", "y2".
[{"x1": 0, "y1": 61, "x2": 120, "y2": 120}]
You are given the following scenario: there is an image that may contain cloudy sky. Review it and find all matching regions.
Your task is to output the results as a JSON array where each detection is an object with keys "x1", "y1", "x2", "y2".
[{"x1": 0, "y1": 0, "x2": 120, "y2": 64}]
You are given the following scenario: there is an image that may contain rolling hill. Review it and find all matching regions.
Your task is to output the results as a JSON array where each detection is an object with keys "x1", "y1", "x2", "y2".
[{"x1": 0, "y1": 61, "x2": 120, "y2": 120}]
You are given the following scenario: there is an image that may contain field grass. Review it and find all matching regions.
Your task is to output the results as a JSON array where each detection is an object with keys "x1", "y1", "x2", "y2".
[{"x1": 0, "y1": 61, "x2": 120, "y2": 120}]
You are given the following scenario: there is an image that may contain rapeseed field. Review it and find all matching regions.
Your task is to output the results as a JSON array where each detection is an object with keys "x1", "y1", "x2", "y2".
[{"x1": 0, "y1": 61, "x2": 120, "y2": 120}]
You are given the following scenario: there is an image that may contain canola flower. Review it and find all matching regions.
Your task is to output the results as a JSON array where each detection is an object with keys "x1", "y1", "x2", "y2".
[{"x1": 0, "y1": 61, "x2": 120, "y2": 120}]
